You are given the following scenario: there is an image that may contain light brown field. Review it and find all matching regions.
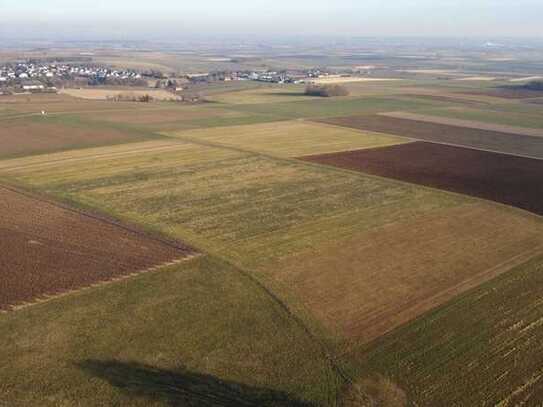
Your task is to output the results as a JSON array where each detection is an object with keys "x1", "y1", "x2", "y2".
[
  {"x1": 271, "y1": 203, "x2": 543, "y2": 346},
  {"x1": 379, "y1": 111, "x2": 543, "y2": 138},
  {"x1": 0, "y1": 93, "x2": 160, "y2": 117},
  {"x1": 83, "y1": 106, "x2": 245, "y2": 125},
  {"x1": 59, "y1": 88, "x2": 179, "y2": 101}
]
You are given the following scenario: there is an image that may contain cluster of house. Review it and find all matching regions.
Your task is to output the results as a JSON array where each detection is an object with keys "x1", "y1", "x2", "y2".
[
  {"x1": 0, "y1": 62, "x2": 143, "y2": 81},
  {"x1": 0, "y1": 62, "x2": 146, "y2": 91},
  {"x1": 188, "y1": 69, "x2": 336, "y2": 84}
]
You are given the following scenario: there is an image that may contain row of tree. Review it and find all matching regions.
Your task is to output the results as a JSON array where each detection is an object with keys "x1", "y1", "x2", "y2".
[{"x1": 304, "y1": 84, "x2": 350, "y2": 97}]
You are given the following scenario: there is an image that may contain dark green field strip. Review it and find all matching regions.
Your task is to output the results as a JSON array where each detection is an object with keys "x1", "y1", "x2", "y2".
[
  {"x1": 0, "y1": 256, "x2": 341, "y2": 406},
  {"x1": 223, "y1": 96, "x2": 443, "y2": 120},
  {"x1": 0, "y1": 115, "x2": 166, "y2": 160},
  {"x1": 422, "y1": 105, "x2": 543, "y2": 130},
  {"x1": 352, "y1": 253, "x2": 543, "y2": 406}
]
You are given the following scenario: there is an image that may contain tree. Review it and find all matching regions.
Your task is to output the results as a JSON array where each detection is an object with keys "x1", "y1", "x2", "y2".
[{"x1": 304, "y1": 84, "x2": 350, "y2": 97}]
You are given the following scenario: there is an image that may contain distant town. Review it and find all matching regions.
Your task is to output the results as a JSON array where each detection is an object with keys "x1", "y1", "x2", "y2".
[{"x1": 0, "y1": 60, "x2": 360, "y2": 95}]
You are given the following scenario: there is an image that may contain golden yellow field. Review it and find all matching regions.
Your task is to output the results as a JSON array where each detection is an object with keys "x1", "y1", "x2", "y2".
[
  {"x1": 165, "y1": 120, "x2": 409, "y2": 157},
  {"x1": 59, "y1": 88, "x2": 179, "y2": 101}
]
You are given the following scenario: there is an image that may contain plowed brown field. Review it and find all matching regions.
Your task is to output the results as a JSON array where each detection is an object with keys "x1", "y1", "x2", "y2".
[
  {"x1": 318, "y1": 115, "x2": 543, "y2": 159},
  {"x1": 301, "y1": 141, "x2": 543, "y2": 216},
  {"x1": 379, "y1": 111, "x2": 543, "y2": 138},
  {"x1": 0, "y1": 186, "x2": 194, "y2": 310}
]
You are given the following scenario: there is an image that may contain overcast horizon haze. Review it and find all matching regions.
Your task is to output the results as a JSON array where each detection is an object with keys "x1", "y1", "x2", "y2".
[{"x1": 1, "y1": 0, "x2": 543, "y2": 41}]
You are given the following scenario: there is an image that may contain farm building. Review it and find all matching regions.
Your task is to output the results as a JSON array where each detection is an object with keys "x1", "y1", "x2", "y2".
[{"x1": 22, "y1": 81, "x2": 45, "y2": 91}]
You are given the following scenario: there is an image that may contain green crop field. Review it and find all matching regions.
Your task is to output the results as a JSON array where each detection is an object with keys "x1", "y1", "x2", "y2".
[
  {"x1": 352, "y1": 253, "x2": 543, "y2": 405},
  {"x1": 0, "y1": 137, "x2": 454, "y2": 267},
  {"x1": 421, "y1": 105, "x2": 543, "y2": 129},
  {"x1": 0, "y1": 256, "x2": 340, "y2": 406},
  {"x1": 224, "y1": 96, "x2": 443, "y2": 119},
  {"x1": 2, "y1": 73, "x2": 543, "y2": 406}
]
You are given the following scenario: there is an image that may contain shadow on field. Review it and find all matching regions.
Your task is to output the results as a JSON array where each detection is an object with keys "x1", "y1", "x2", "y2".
[{"x1": 79, "y1": 359, "x2": 313, "y2": 407}]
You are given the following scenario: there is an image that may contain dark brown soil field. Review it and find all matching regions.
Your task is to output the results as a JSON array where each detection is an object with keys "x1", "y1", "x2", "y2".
[
  {"x1": 379, "y1": 111, "x2": 543, "y2": 138},
  {"x1": 0, "y1": 186, "x2": 194, "y2": 310},
  {"x1": 301, "y1": 141, "x2": 543, "y2": 216},
  {"x1": 318, "y1": 115, "x2": 543, "y2": 159}
]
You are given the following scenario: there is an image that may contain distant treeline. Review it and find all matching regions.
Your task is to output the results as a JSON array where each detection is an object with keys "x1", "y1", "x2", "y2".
[
  {"x1": 107, "y1": 93, "x2": 153, "y2": 103},
  {"x1": 305, "y1": 84, "x2": 350, "y2": 97},
  {"x1": 521, "y1": 81, "x2": 543, "y2": 91}
]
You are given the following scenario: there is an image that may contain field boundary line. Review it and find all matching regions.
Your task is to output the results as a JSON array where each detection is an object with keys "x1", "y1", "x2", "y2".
[
  {"x1": 0, "y1": 183, "x2": 195, "y2": 253},
  {"x1": 215, "y1": 256, "x2": 359, "y2": 406},
  {"x1": 164, "y1": 122, "x2": 543, "y2": 225},
  {"x1": 343, "y1": 244, "x2": 543, "y2": 354},
  {"x1": 378, "y1": 111, "x2": 543, "y2": 138},
  {"x1": 308, "y1": 118, "x2": 543, "y2": 161},
  {"x1": 1, "y1": 254, "x2": 202, "y2": 314},
  {"x1": 1, "y1": 180, "x2": 355, "y2": 402}
]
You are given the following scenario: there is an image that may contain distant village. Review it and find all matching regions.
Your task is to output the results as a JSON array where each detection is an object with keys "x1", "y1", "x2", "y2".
[
  {"x1": 0, "y1": 60, "x2": 353, "y2": 97},
  {"x1": 188, "y1": 69, "x2": 338, "y2": 84},
  {"x1": 0, "y1": 61, "x2": 152, "y2": 93}
]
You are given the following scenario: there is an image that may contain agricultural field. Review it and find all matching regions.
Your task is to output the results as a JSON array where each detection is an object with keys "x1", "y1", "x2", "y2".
[
  {"x1": 165, "y1": 120, "x2": 409, "y2": 157},
  {"x1": 319, "y1": 114, "x2": 543, "y2": 158},
  {"x1": 206, "y1": 84, "x2": 318, "y2": 104},
  {"x1": 0, "y1": 255, "x2": 340, "y2": 406},
  {"x1": 379, "y1": 111, "x2": 543, "y2": 137},
  {"x1": 461, "y1": 87, "x2": 543, "y2": 99},
  {"x1": 403, "y1": 104, "x2": 543, "y2": 130},
  {"x1": 270, "y1": 201, "x2": 543, "y2": 345},
  {"x1": 0, "y1": 186, "x2": 193, "y2": 310},
  {"x1": 0, "y1": 115, "x2": 159, "y2": 159},
  {"x1": 301, "y1": 141, "x2": 543, "y2": 216},
  {"x1": 2, "y1": 125, "x2": 543, "y2": 358},
  {"x1": 73, "y1": 105, "x2": 268, "y2": 132},
  {"x1": 225, "y1": 95, "x2": 441, "y2": 120},
  {"x1": 3, "y1": 72, "x2": 543, "y2": 406},
  {"x1": 0, "y1": 93, "x2": 149, "y2": 117},
  {"x1": 353, "y1": 253, "x2": 543, "y2": 405},
  {"x1": 59, "y1": 88, "x2": 180, "y2": 101}
]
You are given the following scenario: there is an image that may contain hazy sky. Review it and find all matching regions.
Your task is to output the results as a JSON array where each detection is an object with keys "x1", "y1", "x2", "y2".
[{"x1": 1, "y1": 0, "x2": 542, "y2": 39}]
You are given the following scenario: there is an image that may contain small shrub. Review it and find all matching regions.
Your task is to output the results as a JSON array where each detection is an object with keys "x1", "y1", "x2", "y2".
[{"x1": 305, "y1": 84, "x2": 350, "y2": 97}]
